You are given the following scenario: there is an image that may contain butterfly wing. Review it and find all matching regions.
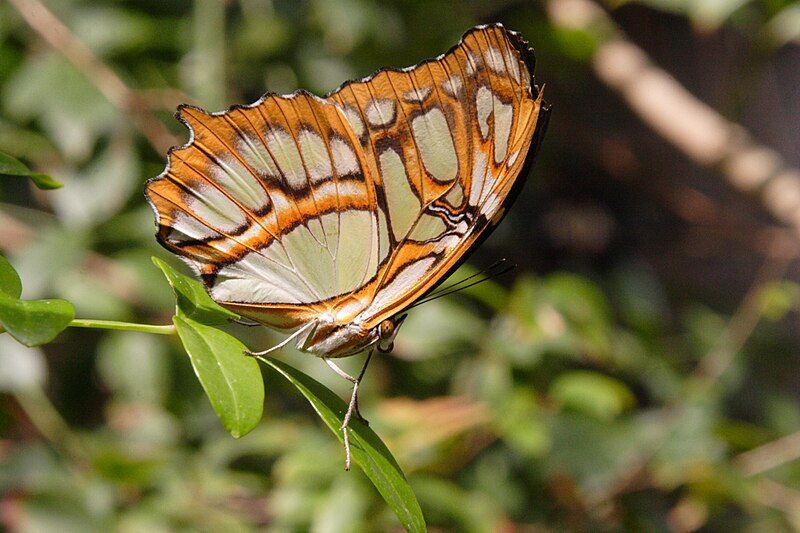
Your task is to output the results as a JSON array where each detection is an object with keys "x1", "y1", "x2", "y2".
[
  {"x1": 145, "y1": 23, "x2": 548, "y2": 350},
  {"x1": 327, "y1": 24, "x2": 549, "y2": 329},
  {"x1": 145, "y1": 91, "x2": 386, "y2": 330}
]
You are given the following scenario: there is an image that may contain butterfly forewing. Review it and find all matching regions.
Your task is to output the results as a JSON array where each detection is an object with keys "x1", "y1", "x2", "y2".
[
  {"x1": 327, "y1": 24, "x2": 545, "y2": 328},
  {"x1": 146, "y1": 24, "x2": 548, "y2": 355}
]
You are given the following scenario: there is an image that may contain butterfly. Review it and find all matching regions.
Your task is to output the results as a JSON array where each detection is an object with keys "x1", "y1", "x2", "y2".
[{"x1": 146, "y1": 23, "x2": 548, "y2": 466}]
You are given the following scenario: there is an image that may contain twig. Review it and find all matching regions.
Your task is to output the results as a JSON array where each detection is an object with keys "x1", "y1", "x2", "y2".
[
  {"x1": 582, "y1": 224, "x2": 797, "y2": 509},
  {"x1": 7, "y1": 0, "x2": 179, "y2": 154},
  {"x1": 14, "y1": 386, "x2": 90, "y2": 466},
  {"x1": 546, "y1": 0, "x2": 800, "y2": 239},
  {"x1": 735, "y1": 430, "x2": 800, "y2": 477},
  {"x1": 751, "y1": 478, "x2": 800, "y2": 529},
  {"x1": 694, "y1": 236, "x2": 796, "y2": 386}
]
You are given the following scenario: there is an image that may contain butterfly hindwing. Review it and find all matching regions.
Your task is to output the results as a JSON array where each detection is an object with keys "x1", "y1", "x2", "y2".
[{"x1": 146, "y1": 92, "x2": 384, "y2": 328}]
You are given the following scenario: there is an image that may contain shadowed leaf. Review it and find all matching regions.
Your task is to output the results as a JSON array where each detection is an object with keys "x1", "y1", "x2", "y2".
[
  {"x1": 0, "y1": 255, "x2": 23, "y2": 299},
  {"x1": 0, "y1": 293, "x2": 74, "y2": 346},
  {"x1": 0, "y1": 151, "x2": 62, "y2": 189},
  {"x1": 259, "y1": 356, "x2": 426, "y2": 533},
  {"x1": 153, "y1": 256, "x2": 239, "y2": 325}
]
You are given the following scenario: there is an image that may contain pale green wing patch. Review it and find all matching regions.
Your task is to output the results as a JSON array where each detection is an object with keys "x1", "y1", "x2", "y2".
[{"x1": 379, "y1": 147, "x2": 420, "y2": 241}]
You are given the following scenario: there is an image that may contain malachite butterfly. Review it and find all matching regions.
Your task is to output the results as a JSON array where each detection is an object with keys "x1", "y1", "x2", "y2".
[{"x1": 146, "y1": 23, "x2": 549, "y2": 360}]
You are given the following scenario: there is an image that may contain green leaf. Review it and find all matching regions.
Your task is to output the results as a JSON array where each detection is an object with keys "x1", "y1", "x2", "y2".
[
  {"x1": 173, "y1": 315, "x2": 263, "y2": 438},
  {"x1": 152, "y1": 256, "x2": 239, "y2": 325},
  {"x1": 259, "y1": 356, "x2": 426, "y2": 533},
  {"x1": 0, "y1": 255, "x2": 22, "y2": 298},
  {"x1": 0, "y1": 292, "x2": 75, "y2": 346},
  {"x1": 50, "y1": 141, "x2": 139, "y2": 225},
  {"x1": 766, "y1": 4, "x2": 800, "y2": 48},
  {"x1": 757, "y1": 280, "x2": 800, "y2": 321},
  {"x1": 3, "y1": 53, "x2": 117, "y2": 160},
  {"x1": 0, "y1": 151, "x2": 62, "y2": 189},
  {"x1": 0, "y1": 152, "x2": 31, "y2": 175},
  {"x1": 550, "y1": 371, "x2": 636, "y2": 420}
]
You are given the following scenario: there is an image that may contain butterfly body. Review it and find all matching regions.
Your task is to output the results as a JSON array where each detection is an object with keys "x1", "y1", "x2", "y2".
[{"x1": 146, "y1": 24, "x2": 550, "y2": 359}]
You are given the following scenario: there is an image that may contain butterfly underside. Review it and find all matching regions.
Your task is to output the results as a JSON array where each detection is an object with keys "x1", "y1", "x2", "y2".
[{"x1": 146, "y1": 24, "x2": 549, "y2": 358}]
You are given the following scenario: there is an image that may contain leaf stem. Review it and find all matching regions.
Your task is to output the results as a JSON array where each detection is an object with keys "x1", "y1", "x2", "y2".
[{"x1": 69, "y1": 318, "x2": 176, "y2": 335}]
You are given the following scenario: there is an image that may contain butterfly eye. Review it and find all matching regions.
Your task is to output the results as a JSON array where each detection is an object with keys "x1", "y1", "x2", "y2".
[{"x1": 378, "y1": 319, "x2": 395, "y2": 341}]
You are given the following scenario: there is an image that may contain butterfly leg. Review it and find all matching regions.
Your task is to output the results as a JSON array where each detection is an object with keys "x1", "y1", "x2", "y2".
[
  {"x1": 325, "y1": 349, "x2": 374, "y2": 470},
  {"x1": 245, "y1": 323, "x2": 314, "y2": 356}
]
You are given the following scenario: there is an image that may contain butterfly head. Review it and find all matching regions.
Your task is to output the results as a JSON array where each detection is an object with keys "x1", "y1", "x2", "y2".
[{"x1": 377, "y1": 314, "x2": 406, "y2": 353}]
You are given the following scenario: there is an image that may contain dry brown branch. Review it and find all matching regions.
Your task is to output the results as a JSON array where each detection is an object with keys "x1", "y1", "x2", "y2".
[
  {"x1": 751, "y1": 478, "x2": 800, "y2": 529},
  {"x1": 537, "y1": 10, "x2": 800, "y2": 517},
  {"x1": 735, "y1": 430, "x2": 800, "y2": 476},
  {"x1": 547, "y1": 0, "x2": 800, "y2": 239},
  {"x1": 7, "y1": 0, "x2": 179, "y2": 154}
]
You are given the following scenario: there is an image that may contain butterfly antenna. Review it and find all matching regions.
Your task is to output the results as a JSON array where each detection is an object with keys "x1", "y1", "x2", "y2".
[
  {"x1": 423, "y1": 259, "x2": 507, "y2": 299},
  {"x1": 407, "y1": 262, "x2": 516, "y2": 309}
]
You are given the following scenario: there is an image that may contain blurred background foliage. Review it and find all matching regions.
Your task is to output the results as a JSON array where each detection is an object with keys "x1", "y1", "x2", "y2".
[{"x1": 2, "y1": 0, "x2": 800, "y2": 530}]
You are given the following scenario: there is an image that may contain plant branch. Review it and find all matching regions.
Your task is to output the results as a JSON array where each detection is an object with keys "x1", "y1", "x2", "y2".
[
  {"x1": 693, "y1": 235, "x2": 796, "y2": 387},
  {"x1": 735, "y1": 430, "x2": 800, "y2": 477},
  {"x1": 14, "y1": 386, "x2": 89, "y2": 465},
  {"x1": 7, "y1": 0, "x2": 179, "y2": 154},
  {"x1": 751, "y1": 478, "x2": 800, "y2": 529},
  {"x1": 69, "y1": 318, "x2": 176, "y2": 335},
  {"x1": 546, "y1": 0, "x2": 800, "y2": 239},
  {"x1": 583, "y1": 231, "x2": 796, "y2": 509}
]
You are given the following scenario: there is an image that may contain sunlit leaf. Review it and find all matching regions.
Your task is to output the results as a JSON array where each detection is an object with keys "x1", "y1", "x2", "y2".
[
  {"x1": 0, "y1": 254, "x2": 22, "y2": 298},
  {"x1": 550, "y1": 370, "x2": 636, "y2": 420},
  {"x1": 3, "y1": 53, "x2": 117, "y2": 160},
  {"x1": 153, "y1": 256, "x2": 239, "y2": 325},
  {"x1": 757, "y1": 280, "x2": 800, "y2": 321},
  {"x1": 766, "y1": 4, "x2": 800, "y2": 47},
  {"x1": 50, "y1": 140, "x2": 138, "y2": 225},
  {"x1": 0, "y1": 151, "x2": 62, "y2": 189},
  {"x1": 0, "y1": 292, "x2": 75, "y2": 346},
  {"x1": 259, "y1": 356, "x2": 426, "y2": 533},
  {"x1": 173, "y1": 315, "x2": 263, "y2": 438}
]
